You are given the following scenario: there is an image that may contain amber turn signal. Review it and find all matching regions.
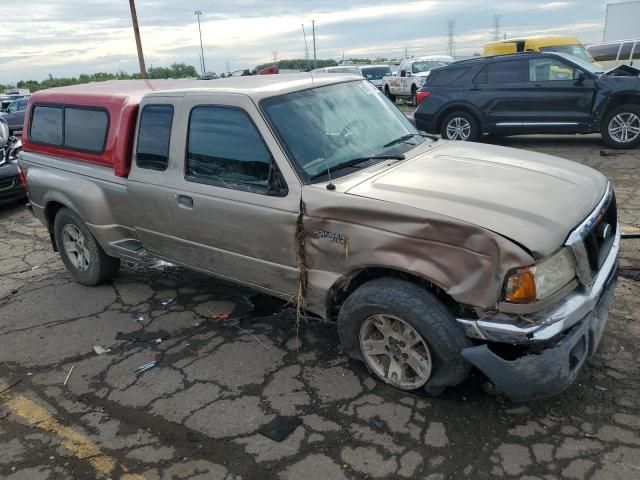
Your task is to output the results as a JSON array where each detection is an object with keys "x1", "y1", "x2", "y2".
[{"x1": 504, "y1": 268, "x2": 537, "y2": 304}]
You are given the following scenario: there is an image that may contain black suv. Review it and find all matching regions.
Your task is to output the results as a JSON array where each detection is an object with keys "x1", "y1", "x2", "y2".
[{"x1": 414, "y1": 52, "x2": 640, "y2": 149}]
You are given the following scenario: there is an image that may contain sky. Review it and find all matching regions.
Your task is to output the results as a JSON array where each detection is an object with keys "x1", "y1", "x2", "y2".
[{"x1": 0, "y1": 0, "x2": 616, "y2": 83}]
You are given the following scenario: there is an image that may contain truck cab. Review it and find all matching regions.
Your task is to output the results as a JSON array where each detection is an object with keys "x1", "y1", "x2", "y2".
[{"x1": 382, "y1": 56, "x2": 453, "y2": 105}]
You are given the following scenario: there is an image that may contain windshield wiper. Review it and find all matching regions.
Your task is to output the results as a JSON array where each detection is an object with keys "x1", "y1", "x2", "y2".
[
  {"x1": 383, "y1": 132, "x2": 438, "y2": 148},
  {"x1": 308, "y1": 154, "x2": 405, "y2": 181}
]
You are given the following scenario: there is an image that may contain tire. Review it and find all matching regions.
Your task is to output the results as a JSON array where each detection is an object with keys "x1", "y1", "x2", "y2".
[
  {"x1": 410, "y1": 86, "x2": 418, "y2": 107},
  {"x1": 337, "y1": 278, "x2": 471, "y2": 396},
  {"x1": 440, "y1": 110, "x2": 480, "y2": 142},
  {"x1": 601, "y1": 104, "x2": 640, "y2": 150},
  {"x1": 53, "y1": 208, "x2": 120, "y2": 285},
  {"x1": 385, "y1": 87, "x2": 396, "y2": 103}
]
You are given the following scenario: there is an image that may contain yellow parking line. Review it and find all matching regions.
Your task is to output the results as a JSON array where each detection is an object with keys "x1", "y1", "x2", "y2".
[{"x1": 1, "y1": 381, "x2": 145, "y2": 480}]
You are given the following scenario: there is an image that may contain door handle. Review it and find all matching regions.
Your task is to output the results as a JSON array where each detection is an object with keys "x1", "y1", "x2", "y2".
[{"x1": 178, "y1": 195, "x2": 194, "y2": 208}]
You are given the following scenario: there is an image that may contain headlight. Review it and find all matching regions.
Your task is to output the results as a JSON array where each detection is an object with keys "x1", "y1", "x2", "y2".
[{"x1": 504, "y1": 248, "x2": 576, "y2": 304}]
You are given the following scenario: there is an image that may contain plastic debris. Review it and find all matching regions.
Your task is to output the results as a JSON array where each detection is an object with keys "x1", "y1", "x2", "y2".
[
  {"x1": 135, "y1": 361, "x2": 156, "y2": 375},
  {"x1": 161, "y1": 297, "x2": 174, "y2": 306},
  {"x1": 0, "y1": 408, "x2": 7, "y2": 419},
  {"x1": 131, "y1": 314, "x2": 145, "y2": 324},
  {"x1": 210, "y1": 313, "x2": 231, "y2": 320},
  {"x1": 63, "y1": 366, "x2": 75, "y2": 386},
  {"x1": 258, "y1": 416, "x2": 302, "y2": 442},
  {"x1": 115, "y1": 330, "x2": 169, "y2": 343},
  {"x1": 93, "y1": 346, "x2": 111, "y2": 355},
  {"x1": 0, "y1": 380, "x2": 22, "y2": 396}
]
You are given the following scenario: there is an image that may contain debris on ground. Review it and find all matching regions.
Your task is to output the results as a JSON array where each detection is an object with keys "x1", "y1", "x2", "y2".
[
  {"x1": 0, "y1": 408, "x2": 7, "y2": 419},
  {"x1": 93, "y1": 346, "x2": 111, "y2": 355},
  {"x1": 161, "y1": 297, "x2": 174, "y2": 306},
  {"x1": 115, "y1": 330, "x2": 169, "y2": 343},
  {"x1": 258, "y1": 416, "x2": 302, "y2": 442},
  {"x1": 63, "y1": 366, "x2": 75, "y2": 386},
  {"x1": 0, "y1": 380, "x2": 22, "y2": 396},
  {"x1": 135, "y1": 361, "x2": 156, "y2": 375},
  {"x1": 131, "y1": 314, "x2": 146, "y2": 324},
  {"x1": 600, "y1": 150, "x2": 627, "y2": 157}
]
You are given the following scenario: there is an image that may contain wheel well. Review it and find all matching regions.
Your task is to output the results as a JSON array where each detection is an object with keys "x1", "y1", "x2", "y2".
[
  {"x1": 603, "y1": 94, "x2": 640, "y2": 117},
  {"x1": 44, "y1": 201, "x2": 67, "y2": 251},
  {"x1": 436, "y1": 106, "x2": 479, "y2": 132},
  {"x1": 326, "y1": 267, "x2": 464, "y2": 321}
]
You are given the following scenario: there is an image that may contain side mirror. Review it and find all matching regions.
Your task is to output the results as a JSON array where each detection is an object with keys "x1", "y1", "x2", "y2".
[
  {"x1": 400, "y1": 70, "x2": 406, "y2": 77},
  {"x1": 573, "y1": 70, "x2": 585, "y2": 84}
]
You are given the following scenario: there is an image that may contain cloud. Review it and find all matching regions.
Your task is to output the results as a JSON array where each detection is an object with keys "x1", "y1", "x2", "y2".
[{"x1": 0, "y1": 0, "x2": 606, "y2": 82}]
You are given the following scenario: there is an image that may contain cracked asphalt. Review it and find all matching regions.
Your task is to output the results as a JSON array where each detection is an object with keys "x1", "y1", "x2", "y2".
[{"x1": 1, "y1": 134, "x2": 640, "y2": 480}]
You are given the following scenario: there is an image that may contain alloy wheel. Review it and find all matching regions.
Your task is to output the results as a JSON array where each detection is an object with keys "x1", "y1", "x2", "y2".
[
  {"x1": 62, "y1": 224, "x2": 91, "y2": 271},
  {"x1": 445, "y1": 117, "x2": 472, "y2": 140},
  {"x1": 608, "y1": 113, "x2": 640, "y2": 144},
  {"x1": 359, "y1": 314, "x2": 433, "y2": 389}
]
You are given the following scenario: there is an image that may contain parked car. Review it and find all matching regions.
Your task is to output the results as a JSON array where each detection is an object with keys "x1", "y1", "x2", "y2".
[
  {"x1": 382, "y1": 56, "x2": 454, "y2": 105},
  {"x1": 588, "y1": 39, "x2": 640, "y2": 69},
  {"x1": 0, "y1": 117, "x2": 26, "y2": 204},
  {"x1": 0, "y1": 98, "x2": 28, "y2": 133},
  {"x1": 415, "y1": 52, "x2": 640, "y2": 149},
  {"x1": 18, "y1": 76, "x2": 619, "y2": 401},
  {"x1": 484, "y1": 35, "x2": 596, "y2": 64},
  {"x1": 357, "y1": 65, "x2": 392, "y2": 90}
]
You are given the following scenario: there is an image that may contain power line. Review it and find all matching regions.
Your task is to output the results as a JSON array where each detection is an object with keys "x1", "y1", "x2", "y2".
[
  {"x1": 492, "y1": 15, "x2": 502, "y2": 41},
  {"x1": 446, "y1": 20, "x2": 455, "y2": 57}
]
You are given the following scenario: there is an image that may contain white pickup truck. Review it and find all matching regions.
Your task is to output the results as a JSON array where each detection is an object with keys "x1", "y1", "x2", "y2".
[{"x1": 382, "y1": 55, "x2": 453, "y2": 105}]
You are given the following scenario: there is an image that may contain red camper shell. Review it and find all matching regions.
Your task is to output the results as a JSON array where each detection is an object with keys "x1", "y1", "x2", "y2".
[{"x1": 22, "y1": 80, "x2": 197, "y2": 177}]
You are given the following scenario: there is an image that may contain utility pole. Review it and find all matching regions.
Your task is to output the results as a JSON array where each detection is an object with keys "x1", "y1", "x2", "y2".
[
  {"x1": 492, "y1": 15, "x2": 502, "y2": 41},
  {"x1": 312, "y1": 20, "x2": 317, "y2": 69},
  {"x1": 128, "y1": 0, "x2": 147, "y2": 79},
  {"x1": 194, "y1": 10, "x2": 206, "y2": 76},
  {"x1": 272, "y1": 51, "x2": 278, "y2": 63},
  {"x1": 446, "y1": 20, "x2": 455, "y2": 57},
  {"x1": 404, "y1": 47, "x2": 408, "y2": 59}
]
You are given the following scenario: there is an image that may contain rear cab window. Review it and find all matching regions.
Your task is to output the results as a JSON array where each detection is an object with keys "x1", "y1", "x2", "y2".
[
  {"x1": 30, "y1": 105, "x2": 108, "y2": 152},
  {"x1": 136, "y1": 105, "x2": 174, "y2": 171}
]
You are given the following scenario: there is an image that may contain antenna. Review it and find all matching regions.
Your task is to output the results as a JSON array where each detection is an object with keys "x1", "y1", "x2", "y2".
[
  {"x1": 302, "y1": 24, "x2": 311, "y2": 71},
  {"x1": 492, "y1": 15, "x2": 502, "y2": 41},
  {"x1": 446, "y1": 20, "x2": 455, "y2": 57},
  {"x1": 312, "y1": 20, "x2": 317, "y2": 69}
]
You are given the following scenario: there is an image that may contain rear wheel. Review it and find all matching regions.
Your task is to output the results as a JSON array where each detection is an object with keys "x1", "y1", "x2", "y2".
[
  {"x1": 441, "y1": 111, "x2": 480, "y2": 141},
  {"x1": 410, "y1": 86, "x2": 418, "y2": 107},
  {"x1": 601, "y1": 105, "x2": 640, "y2": 149},
  {"x1": 53, "y1": 208, "x2": 120, "y2": 285},
  {"x1": 337, "y1": 278, "x2": 471, "y2": 396},
  {"x1": 385, "y1": 86, "x2": 396, "y2": 103}
]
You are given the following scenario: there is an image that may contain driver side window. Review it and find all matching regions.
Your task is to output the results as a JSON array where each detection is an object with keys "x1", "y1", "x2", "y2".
[
  {"x1": 529, "y1": 58, "x2": 574, "y2": 82},
  {"x1": 185, "y1": 106, "x2": 278, "y2": 194}
]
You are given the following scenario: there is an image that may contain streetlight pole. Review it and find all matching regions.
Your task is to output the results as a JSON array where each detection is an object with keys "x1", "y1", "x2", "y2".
[
  {"x1": 194, "y1": 10, "x2": 206, "y2": 76},
  {"x1": 128, "y1": 0, "x2": 147, "y2": 79}
]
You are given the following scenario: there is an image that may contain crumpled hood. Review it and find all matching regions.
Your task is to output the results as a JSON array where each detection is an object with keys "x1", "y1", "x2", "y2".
[{"x1": 346, "y1": 142, "x2": 608, "y2": 258}]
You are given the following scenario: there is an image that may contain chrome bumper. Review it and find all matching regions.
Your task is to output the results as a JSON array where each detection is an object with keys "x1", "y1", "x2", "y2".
[{"x1": 456, "y1": 226, "x2": 620, "y2": 344}]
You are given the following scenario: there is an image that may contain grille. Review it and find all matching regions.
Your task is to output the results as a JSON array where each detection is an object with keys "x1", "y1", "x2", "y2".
[
  {"x1": 583, "y1": 193, "x2": 617, "y2": 276},
  {"x1": 0, "y1": 176, "x2": 16, "y2": 190}
]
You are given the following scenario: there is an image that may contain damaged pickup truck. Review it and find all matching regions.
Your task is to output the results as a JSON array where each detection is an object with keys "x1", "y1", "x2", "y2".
[{"x1": 18, "y1": 76, "x2": 619, "y2": 401}]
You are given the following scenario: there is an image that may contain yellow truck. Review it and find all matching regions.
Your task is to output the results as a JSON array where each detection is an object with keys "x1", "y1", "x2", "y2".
[{"x1": 483, "y1": 35, "x2": 596, "y2": 64}]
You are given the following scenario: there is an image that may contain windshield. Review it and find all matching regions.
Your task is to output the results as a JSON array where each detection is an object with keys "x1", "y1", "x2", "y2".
[
  {"x1": 360, "y1": 66, "x2": 392, "y2": 80},
  {"x1": 262, "y1": 81, "x2": 427, "y2": 182},
  {"x1": 412, "y1": 61, "x2": 449, "y2": 73},
  {"x1": 540, "y1": 44, "x2": 594, "y2": 64},
  {"x1": 553, "y1": 52, "x2": 605, "y2": 75}
]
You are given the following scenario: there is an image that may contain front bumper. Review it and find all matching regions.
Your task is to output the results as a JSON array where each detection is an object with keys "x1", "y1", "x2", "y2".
[{"x1": 457, "y1": 226, "x2": 620, "y2": 401}]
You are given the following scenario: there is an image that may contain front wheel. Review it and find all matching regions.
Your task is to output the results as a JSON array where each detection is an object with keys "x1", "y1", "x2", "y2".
[
  {"x1": 385, "y1": 87, "x2": 396, "y2": 103},
  {"x1": 54, "y1": 208, "x2": 120, "y2": 285},
  {"x1": 601, "y1": 105, "x2": 640, "y2": 149},
  {"x1": 440, "y1": 111, "x2": 480, "y2": 142},
  {"x1": 337, "y1": 278, "x2": 471, "y2": 395}
]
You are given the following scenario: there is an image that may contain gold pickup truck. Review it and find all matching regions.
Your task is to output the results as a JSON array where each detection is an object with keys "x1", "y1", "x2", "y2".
[{"x1": 18, "y1": 75, "x2": 619, "y2": 401}]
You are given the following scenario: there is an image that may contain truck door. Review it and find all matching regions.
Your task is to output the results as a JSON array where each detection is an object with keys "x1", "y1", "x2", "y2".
[
  {"x1": 127, "y1": 97, "x2": 182, "y2": 261},
  {"x1": 163, "y1": 93, "x2": 301, "y2": 297}
]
